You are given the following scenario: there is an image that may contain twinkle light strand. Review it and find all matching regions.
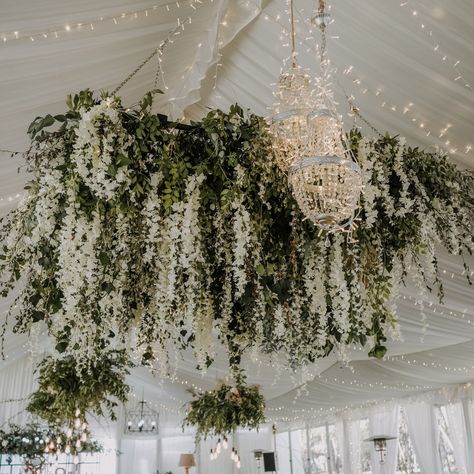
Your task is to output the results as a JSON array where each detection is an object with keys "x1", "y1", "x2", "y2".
[
  {"x1": 112, "y1": 0, "x2": 204, "y2": 94},
  {"x1": 285, "y1": 6, "x2": 473, "y2": 159},
  {"x1": 266, "y1": 380, "x2": 474, "y2": 424},
  {"x1": 0, "y1": 0, "x2": 199, "y2": 44},
  {"x1": 399, "y1": 1, "x2": 473, "y2": 93}
]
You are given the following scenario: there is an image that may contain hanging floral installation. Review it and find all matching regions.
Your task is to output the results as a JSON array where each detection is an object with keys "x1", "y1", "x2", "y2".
[
  {"x1": 26, "y1": 353, "x2": 129, "y2": 425},
  {"x1": 0, "y1": 89, "x2": 472, "y2": 423},
  {"x1": 183, "y1": 376, "x2": 266, "y2": 442}
]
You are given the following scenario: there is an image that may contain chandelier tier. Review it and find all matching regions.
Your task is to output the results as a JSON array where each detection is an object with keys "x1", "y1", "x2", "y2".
[
  {"x1": 270, "y1": 0, "x2": 312, "y2": 171},
  {"x1": 281, "y1": 0, "x2": 363, "y2": 232}
]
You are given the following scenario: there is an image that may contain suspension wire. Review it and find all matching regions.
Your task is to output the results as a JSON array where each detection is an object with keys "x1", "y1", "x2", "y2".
[
  {"x1": 289, "y1": 0, "x2": 297, "y2": 66},
  {"x1": 112, "y1": 9, "x2": 198, "y2": 95}
]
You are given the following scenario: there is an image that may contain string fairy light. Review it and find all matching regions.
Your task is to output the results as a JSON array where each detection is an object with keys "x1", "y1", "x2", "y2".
[
  {"x1": 264, "y1": 7, "x2": 473, "y2": 161},
  {"x1": 398, "y1": 1, "x2": 473, "y2": 93},
  {"x1": 0, "y1": 0, "x2": 199, "y2": 44}
]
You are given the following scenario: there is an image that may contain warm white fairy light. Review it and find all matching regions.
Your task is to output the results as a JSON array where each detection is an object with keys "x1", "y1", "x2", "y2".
[
  {"x1": 0, "y1": 0, "x2": 199, "y2": 44},
  {"x1": 399, "y1": 1, "x2": 473, "y2": 93}
]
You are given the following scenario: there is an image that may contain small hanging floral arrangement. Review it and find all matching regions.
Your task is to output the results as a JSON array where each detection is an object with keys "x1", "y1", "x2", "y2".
[{"x1": 183, "y1": 375, "x2": 266, "y2": 442}]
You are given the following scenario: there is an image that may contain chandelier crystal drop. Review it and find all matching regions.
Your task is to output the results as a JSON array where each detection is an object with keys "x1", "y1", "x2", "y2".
[{"x1": 287, "y1": 0, "x2": 363, "y2": 232}]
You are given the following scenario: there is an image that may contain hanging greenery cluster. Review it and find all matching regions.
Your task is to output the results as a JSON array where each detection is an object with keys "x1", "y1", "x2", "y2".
[
  {"x1": 0, "y1": 422, "x2": 101, "y2": 471},
  {"x1": 0, "y1": 90, "x2": 472, "y2": 423},
  {"x1": 26, "y1": 353, "x2": 130, "y2": 425},
  {"x1": 183, "y1": 377, "x2": 266, "y2": 441}
]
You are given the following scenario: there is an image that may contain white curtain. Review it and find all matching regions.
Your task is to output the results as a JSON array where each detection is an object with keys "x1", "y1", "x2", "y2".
[
  {"x1": 368, "y1": 405, "x2": 399, "y2": 474},
  {"x1": 0, "y1": 357, "x2": 35, "y2": 426},
  {"x1": 336, "y1": 419, "x2": 361, "y2": 474},
  {"x1": 120, "y1": 437, "x2": 159, "y2": 474},
  {"x1": 158, "y1": 434, "x2": 195, "y2": 474},
  {"x1": 444, "y1": 402, "x2": 474, "y2": 474},
  {"x1": 198, "y1": 429, "x2": 272, "y2": 474},
  {"x1": 405, "y1": 403, "x2": 443, "y2": 474}
]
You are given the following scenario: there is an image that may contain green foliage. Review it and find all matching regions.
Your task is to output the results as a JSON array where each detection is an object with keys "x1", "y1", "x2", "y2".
[
  {"x1": 27, "y1": 353, "x2": 130, "y2": 425},
  {"x1": 0, "y1": 423, "x2": 101, "y2": 469},
  {"x1": 0, "y1": 89, "x2": 472, "y2": 426},
  {"x1": 183, "y1": 378, "x2": 266, "y2": 441}
]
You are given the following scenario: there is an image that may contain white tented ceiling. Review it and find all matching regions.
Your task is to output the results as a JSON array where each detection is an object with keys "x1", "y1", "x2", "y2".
[{"x1": 1, "y1": 0, "x2": 473, "y2": 420}]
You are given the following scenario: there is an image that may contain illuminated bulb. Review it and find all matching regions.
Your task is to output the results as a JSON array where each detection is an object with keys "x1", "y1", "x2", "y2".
[
  {"x1": 73, "y1": 456, "x2": 79, "y2": 465},
  {"x1": 76, "y1": 439, "x2": 82, "y2": 450},
  {"x1": 223, "y1": 438, "x2": 228, "y2": 450},
  {"x1": 81, "y1": 433, "x2": 88, "y2": 442},
  {"x1": 210, "y1": 449, "x2": 214, "y2": 460},
  {"x1": 75, "y1": 418, "x2": 81, "y2": 429},
  {"x1": 65, "y1": 445, "x2": 71, "y2": 454},
  {"x1": 66, "y1": 429, "x2": 73, "y2": 439}
]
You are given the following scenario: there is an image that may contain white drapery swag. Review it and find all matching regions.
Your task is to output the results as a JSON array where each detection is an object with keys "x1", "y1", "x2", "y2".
[
  {"x1": 368, "y1": 405, "x2": 399, "y2": 474},
  {"x1": 336, "y1": 419, "x2": 361, "y2": 474},
  {"x1": 405, "y1": 403, "x2": 443, "y2": 474},
  {"x1": 445, "y1": 402, "x2": 474, "y2": 474}
]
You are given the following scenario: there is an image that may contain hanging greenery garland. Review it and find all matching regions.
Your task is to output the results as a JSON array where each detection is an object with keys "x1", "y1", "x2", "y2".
[{"x1": 0, "y1": 90, "x2": 472, "y2": 402}]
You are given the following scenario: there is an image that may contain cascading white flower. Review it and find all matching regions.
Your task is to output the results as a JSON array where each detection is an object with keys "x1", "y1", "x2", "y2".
[{"x1": 73, "y1": 99, "x2": 132, "y2": 200}]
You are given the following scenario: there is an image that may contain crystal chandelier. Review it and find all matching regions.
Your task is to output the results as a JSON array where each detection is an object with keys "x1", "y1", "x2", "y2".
[
  {"x1": 125, "y1": 395, "x2": 159, "y2": 434},
  {"x1": 288, "y1": 0, "x2": 363, "y2": 232},
  {"x1": 269, "y1": 0, "x2": 312, "y2": 171}
]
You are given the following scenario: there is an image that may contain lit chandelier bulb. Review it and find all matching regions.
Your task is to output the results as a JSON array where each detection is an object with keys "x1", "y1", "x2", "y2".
[
  {"x1": 230, "y1": 449, "x2": 235, "y2": 461},
  {"x1": 74, "y1": 418, "x2": 81, "y2": 429},
  {"x1": 81, "y1": 432, "x2": 88, "y2": 442},
  {"x1": 65, "y1": 445, "x2": 71, "y2": 454},
  {"x1": 66, "y1": 429, "x2": 73, "y2": 439},
  {"x1": 76, "y1": 439, "x2": 82, "y2": 450},
  {"x1": 73, "y1": 456, "x2": 79, "y2": 465},
  {"x1": 210, "y1": 449, "x2": 214, "y2": 461},
  {"x1": 223, "y1": 438, "x2": 228, "y2": 450},
  {"x1": 75, "y1": 408, "x2": 81, "y2": 417}
]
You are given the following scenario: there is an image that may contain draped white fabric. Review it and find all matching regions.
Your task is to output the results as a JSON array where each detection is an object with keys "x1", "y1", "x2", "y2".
[
  {"x1": 444, "y1": 402, "x2": 474, "y2": 474},
  {"x1": 0, "y1": 0, "x2": 474, "y2": 472},
  {"x1": 0, "y1": 357, "x2": 35, "y2": 426},
  {"x1": 368, "y1": 406, "x2": 399, "y2": 474},
  {"x1": 405, "y1": 403, "x2": 443, "y2": 474},
  {"x1": 1, "y1": 0, "x2": 474, "y2": 421},
  {"x1": 336, "y1": 419, "x2": 361, "y2": 474}
]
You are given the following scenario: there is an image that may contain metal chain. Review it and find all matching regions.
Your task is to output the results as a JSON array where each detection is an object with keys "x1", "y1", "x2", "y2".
[
  {"x1": 112, "y1": 8, "x2": 198, "y2": 95},
  {"x1": 342, "y1": 88, "x2": 384, "y2": 137}
]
